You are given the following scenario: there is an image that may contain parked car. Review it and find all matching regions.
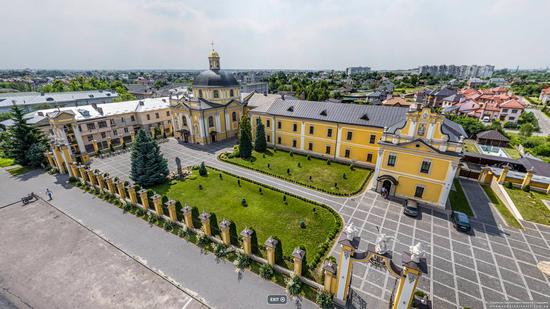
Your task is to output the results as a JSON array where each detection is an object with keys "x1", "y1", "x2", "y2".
[
  {"x1": 482, "y1": 116, "x2": 490, "y2": 122},
  {"x1": 451, "y1": 211, "x2": 471, "y2": 232},
  {"x1": 403, "y1": 199, "x2": 419, "y2": 217}
]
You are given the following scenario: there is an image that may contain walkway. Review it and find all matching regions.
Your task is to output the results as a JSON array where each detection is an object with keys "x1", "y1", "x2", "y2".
[{"x1": 0, "y1": 169, "x2": 316, "y2": 309}]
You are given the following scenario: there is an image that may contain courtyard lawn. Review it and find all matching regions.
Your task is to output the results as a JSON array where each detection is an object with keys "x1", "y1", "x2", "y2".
[
  {"x1": 504, "y1": 187, "x2": 550, "y2": 226},
  {"x1": 463, "y1": 139, "x2": 479, "y2": 154},
  {"x1": 502, "y1": 147, "x2": 521, "y2": 159},
  {"x1": 449, "y1": 180, "x2": 474, "y2": 216},
  {"x1": 481, "y1": 185, "x2": 522, "y2": 229},
  {"x1": 220, "y1": 149, "x2": 372, "y2": 195},
  {"x1": 6, "y1": 165, "x2": 32, "y2": 176},
  {"x1": 153, "y1": 167, "x2": 342, "y2": 266},
  {"x1": 0, "y1": 157, "x2": 15, "y2": 167}
]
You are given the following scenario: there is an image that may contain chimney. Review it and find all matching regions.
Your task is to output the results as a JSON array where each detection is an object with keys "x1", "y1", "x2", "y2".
[
  {"x1": 38, "y1": 111, "x2": 44, "y2": 116},
  {"x1": 139, "y1": 100, "x2": 144, "y2": 106}
]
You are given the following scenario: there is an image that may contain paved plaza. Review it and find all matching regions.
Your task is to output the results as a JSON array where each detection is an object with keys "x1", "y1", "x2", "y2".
[{"x1": 88, "y1": 138, "x2": 550, "y2": 308}]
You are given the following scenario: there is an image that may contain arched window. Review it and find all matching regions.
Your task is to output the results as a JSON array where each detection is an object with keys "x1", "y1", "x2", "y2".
[
  {"x1": 213, "y1": 90, "x2": 219, "y2": 98},
  {"x1": 182, "y1": 115, "x2": 187, "y2": 126},
  {"x1": 208, "y1": 116, "x2": 214, "y2": 127},
  {"x1": 230, "y1": 89, "x2": 234, "y2": 97},
  {"x1": 198, "y1": 89, "x2": 203, "y2": 98},
  {"x1": 232, "y1": 111, "x2": 237, "y2": 122}
]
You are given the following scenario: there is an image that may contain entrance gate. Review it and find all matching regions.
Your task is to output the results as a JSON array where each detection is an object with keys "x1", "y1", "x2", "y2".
[{"x1": 331, "y1": 224, "x2": 427, "y2": 308}]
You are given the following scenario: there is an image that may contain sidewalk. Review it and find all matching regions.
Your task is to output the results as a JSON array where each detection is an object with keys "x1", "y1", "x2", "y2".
[{"x1": 0, "y1": 169, "x2": 316, "y2": 309}]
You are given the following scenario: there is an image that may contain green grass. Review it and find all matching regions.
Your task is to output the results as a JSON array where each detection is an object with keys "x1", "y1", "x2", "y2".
[
  {"x1": 449, "y1": 180, "x2": 474, "y2": 216},
  {"x1": 6, "y1": 165, "x2": 32, "y2": 176},
  {"x1": 504, "y1": 187, "x2": 550, "y2": 226},
  {"x1": 221, "y1": 149, "x2": 372, "y2": 195},
  {"x1": 526, "y1": 96, "x2": 542, "y2": 105},
  {"x1": 153, "y1": 167, "x2": 341, "y2": 265},
  {"x1": 0, "y1": 157, "x2": 15, "y2": 167},
  {"x1": 502, "y1": 147, "x2": 521, "y2": 159},
  {"x1": 463, "y1": 139, "x2": 479, "y2": 153},
  {"x1": 481, "y1": 185, "x2": 522, "y2": 229}
]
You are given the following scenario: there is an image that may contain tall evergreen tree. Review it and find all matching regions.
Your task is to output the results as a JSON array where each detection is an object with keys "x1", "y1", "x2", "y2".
[
  {"x1": 254, "y1": 118, "x2": 267, "y2": 152},
  {"x1": 130, "y1": 129, "x2": 169, "y2": 187},
  {"x1": 238, "y1": 111, "x2": 253, "y2": 158},
  {"x1": 5, "y1": 105, "x2": 46, "y2": 166}
]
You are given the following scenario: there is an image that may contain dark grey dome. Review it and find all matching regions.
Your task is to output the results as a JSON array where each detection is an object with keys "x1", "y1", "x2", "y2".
[{"x1": 193, "y1": 70, "x2": 239, "y2": 87}]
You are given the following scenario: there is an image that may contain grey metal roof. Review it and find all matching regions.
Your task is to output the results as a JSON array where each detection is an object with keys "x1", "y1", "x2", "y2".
[
  {"x1": 0, "y1": 90, "x2": 118, "y2": 108},
  {"x1": 193, "y1": 70, "x2": 239, "y2": 87},
  {"x1": 476, "y1": 129, "x2": 509, "y2": 142},
  {"x1": 263, "y1": 99, "x2": 409, "y2": 128},
  {"x1": 442, "y1": 118, "x2": 467, "y2": 142}
]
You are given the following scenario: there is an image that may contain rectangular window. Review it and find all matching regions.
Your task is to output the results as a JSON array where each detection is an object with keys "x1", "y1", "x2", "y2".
[
  {"x1": 147, "y1": 114, "x2": 151, "y2": 121},
  {"x1": 113, "y1": 130, "x2": 118, "y2": 136},
  {"x1": 266, "y1": 120, "x2": 271, "y2": 127},
  {"x1": 293, "y1": 123, "x2": 298, "y2": 132},
  {"x1": 511, "y1": 109, "x2": 518, "y2": 114},
  {"x1": 87, "y1": 135, "x2": 93, "y2": 142},
  {"x1": 267, "y1": 135, "x2": 271, "y2": 142},
  {"x1": 155, "y1": 113, "x2": 160, "y2": 119},
  {"x1": 327, "y1": 128, "x2": 333, "y2": 137},
  {"x1": 387, "y1": 154, "x2": 397, "y2": 167},
  {"x1": 509, "y1": 117, "x2": 515, "y2": 121},
  {"x1": 308, "y1": 142, "x2": 313, "y2": 151},
  {"x1": 277, "y1": 137, "x2": 281, "y2": 144},
  {"x1": 124, "y1": 127, "x2": 129, "y2": 133},
  {"x1": 277, "y1": 121, "x2": 281, "y2": 129},
  {"x1": 110, "y1": 119, "x2": 115, "y2": 126},
  {"x1": 414, "y1": 186, "x2": 424, "y2": 198},
  {"x1": 346, "y1": 131, "x2": 353, "y2": 141},
  {"x1": 325, "y1": 145, "x2": 331, "y2": 154},
  {"x1": 166, "y1": 111, "x2": 170, "y2": 116},
  {"x1": 121, "y1": 117, "x2": 125, "y2": 122},
  {"x1": 131, "y1": 115, "x2": 135, "y2": 122},
  {"x1": 369, "y1": 134, "x2": 376, "y2": 144},
  {"x1": 86, "y1": 123, "x2": 96, "y2": 130},
  {"x1": 502, "y1": 109, "x2": 509, "y2": 113},
  {"x1": 98, "y1": 121, "x2": 107, "y2": 128},
  {"x1": 78, "y1": 124, "x2": 82, "y2": 131},
  {"x1": 344, "y1": 149, "x2": 350, "y2": 158},
  {"x1": 309, "y1": 126, "x2": 314, "y2": 134},
  {"x1": 292, "y1": 140, "x2": 297, "y2": 148},
  {"x1": 100, "y1": 132, "x2": 106, "y2": 139},
  {"x1": 367, "y1": 153, "x2": 373, "y2": 162},
  {"x1": 420, "y1": 160, "x2": 431, "y2": 174}
]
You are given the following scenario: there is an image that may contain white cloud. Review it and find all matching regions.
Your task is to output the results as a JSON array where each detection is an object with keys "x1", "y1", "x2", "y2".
[{"x1": 0, "y1": 0, "x2": 548, "y2": 70}]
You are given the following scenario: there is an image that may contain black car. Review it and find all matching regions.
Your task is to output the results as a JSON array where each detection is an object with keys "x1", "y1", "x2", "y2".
[
  {"x1": 403, "y1": 199, "x2": 419, "y2": 217},
  {"x1": 451, "y1": 211, "x2": 471, "y2": 232}
]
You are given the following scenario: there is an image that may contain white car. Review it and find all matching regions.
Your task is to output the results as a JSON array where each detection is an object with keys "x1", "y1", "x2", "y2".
[{"x1": 482, "y1": 116, "x2": 491, "y2": 122}]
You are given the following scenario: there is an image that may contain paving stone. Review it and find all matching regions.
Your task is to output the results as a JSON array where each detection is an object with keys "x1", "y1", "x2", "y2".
[
  {"x1": 517, "y1": 261, "x2": 548, "y2": 282},
  {"x1": 512, "y1": 247, "x2": 537, "y2": 265},
  {"x1": 451, "y1": 240, "x2": 472, "y2": 256},
  {"x1": 433, "y1": 225, "x2": 449, "y2": 237},
  {"x1": 454, "y1": 264, "x2": 478, "y2": 283},
  {"x1": 531, "y1": 291, "x2": 550, "y2": 302},
  {"x1": 472, "y1": 247, "x2": 494, "y2": 263},
  {"x1": 395, "y1": 233, "x2": 412, "y2": 246},
  {"x1": 476, "y1": 259, "x2": 498, "y2": 276},
  {"x1": 433, "y1": 256, "x2": 453, "y2": 272},
  {"x1": 503, "y1": 281, "x2": 530, "y2": 301},
  {"x1": 433, "y1": 282, "x2": 456, "y2": 304},
  {"x1": 432, "y1": 296, "x2": 456, "y2": 309},
  {"x1": 458, "y1": 291, "x2": 483, "y2": 309},
  {"x1": 482, "y1": 287, "x2": 505, "y2": 302},
  {"x1": 415, "y1": 229, "x2": 431, "y2": 242},
  {"x1": 433, "y1": 246, "x2": 452, "y2": 260},
  {"x1": 433, "y1": 269, "x2": 455, "y2": 287},
  {"x1": 478, "y1": 273, "x2": 503, "y2": 293},
  {"x1": 499, "y1": 267, "x2": 524, "y2": 286},
  {"x1": 530, "y1": 244, "x2": 550, "y2": 258},
  {"x1": 453, "y1": 252, "x2": 475, "y2": 269},
  {"x1": 523, "y1": 276, "x2": 550, "y2": 296},
  {"x1": 397, "y1": 225, "x2": 414, "y2": 236},
  {"x1": 494, "y1": 255, "x2": 518, "y2": 271},
  {"x1": 491, "y1": 242, "x2": 513, "y2": 257},
  {"x1": 433, "y1": 234, "x2": 451, "y2": 249},
  {"x1": 507, "y1": 238, "x2": 531, "y2": 251},
  {"x1": 362, "y1": 282, "x2": 383, "y2": 299},
  {"x1": 470, "y1": 236, "x2": 491, "y2": 251}
]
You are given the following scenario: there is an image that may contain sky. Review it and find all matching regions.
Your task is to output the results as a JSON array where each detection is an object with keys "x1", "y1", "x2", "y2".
[{"x1": 1, "y1": 0, "x2": 549, "y2": 70}]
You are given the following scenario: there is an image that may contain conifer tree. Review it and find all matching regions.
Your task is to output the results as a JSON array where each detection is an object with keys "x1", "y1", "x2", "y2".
[
  {"x1": 4, "y1": 105, "x2": 46, "y2": 166},
  {"x1": 254, "y1": 118, "x2": 267, "y2": 152},
  {"x1": 130, "y1": 129, "x2": 169, "y2": 187},
  {"x1": 238, "y1": 111, "x2": 253, "y2": 158}
]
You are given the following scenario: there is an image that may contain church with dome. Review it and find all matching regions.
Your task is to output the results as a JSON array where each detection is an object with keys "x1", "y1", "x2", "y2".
[{"x1": 170, "y1": 48, "x2": 244, "y2": 144}]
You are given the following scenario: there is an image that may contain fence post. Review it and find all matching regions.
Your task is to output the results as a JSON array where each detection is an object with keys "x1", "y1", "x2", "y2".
[
  {"x1": 219, "y1": 219, "x2": 231, "y2": 245},
  {"x1": 152, "y1": 194, "x2": 163, "y2": 216},
  {"x1": 182, "y1": 205, "x2": 193, "y2": 229},
  {"x1": 240, "y1": 228, "x2": 253, "y2": 255},
  {"x1": 292, "y1": 247, "x2": 305, "y2": 276},
  {"x1": 138, "y1": 189, "x2": 149, "y2": 210},
  {"x1": 167, "y1": 200, "x2": 177, "y2": 222},
  {"x1": 264, "y1": 236, "x2": 278, "y2": 266},
  {"x1": 199, "y1": 212, "x2": 212, "y2": 236}
]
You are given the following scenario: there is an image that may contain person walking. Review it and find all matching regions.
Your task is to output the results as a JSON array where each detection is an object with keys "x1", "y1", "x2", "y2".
[
  {"x1": 381, "y1": 187, "x2": 387, "y2": 199},
  {"x1": 46, "y1": 188, "x2": 53, "y2": 201}
]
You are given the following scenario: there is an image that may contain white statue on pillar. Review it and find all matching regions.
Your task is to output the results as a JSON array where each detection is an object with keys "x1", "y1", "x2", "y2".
[
  {"x1": 409, "y1": 242, "x2": 426, "y2": 263},
  {"x1": 375, "y1": 233, "x2": 393, "y2": 255},
  {"x1": 344, "y1": 223, "x2": 358, "y2": 241}
]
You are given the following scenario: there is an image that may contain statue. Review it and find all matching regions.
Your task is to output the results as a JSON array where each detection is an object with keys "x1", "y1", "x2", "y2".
[
  {"x1": 344, "y1": 223, "x2": 358, "y2": 241},
  {"x1": 409, "y1": 242, "x2": 426, "y2": 263},
  {"x1": 374, "y1": 233, "x2": 393, "y2": 255}
]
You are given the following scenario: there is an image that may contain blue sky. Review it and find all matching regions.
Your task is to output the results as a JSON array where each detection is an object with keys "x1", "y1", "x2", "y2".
[{"x1": 1, "y1": 0, "x2": 549, "y2": 70}]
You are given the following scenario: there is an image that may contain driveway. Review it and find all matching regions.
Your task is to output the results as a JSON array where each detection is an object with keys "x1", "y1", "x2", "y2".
[
  {"x1": 89, "y1": 139, "x2": 550, "y2": 308},
  {"x1": 527, "y1": 108, "x2": 550, "y2": 136}
]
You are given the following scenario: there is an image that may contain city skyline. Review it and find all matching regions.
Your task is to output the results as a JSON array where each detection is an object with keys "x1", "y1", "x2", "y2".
[{"x1": 1, "y1": 0, "x2": 550, "y2": 70}]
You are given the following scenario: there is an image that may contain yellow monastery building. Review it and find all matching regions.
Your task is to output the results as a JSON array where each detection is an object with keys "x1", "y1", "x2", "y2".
[{"x1": 248, "y1": 98, "x2": 466, "y2": 208}]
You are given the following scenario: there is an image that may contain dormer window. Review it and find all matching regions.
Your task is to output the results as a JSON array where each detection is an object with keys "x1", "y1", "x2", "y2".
[
  {"x1": 287, "y1": 106, "x2": 294, "y2": 112},
  {"x1": 360, "y1": 114, "x2": 369, "y2": 121},
  {"x1": 213, "y1": 90, "x2": 220, "y2": 98},
  {"x1": 320, "y1": 110, "x2": 327, "y2": 116},
  {"x1": 417, "y1": 123, "x2": 426, "y2": 136}
]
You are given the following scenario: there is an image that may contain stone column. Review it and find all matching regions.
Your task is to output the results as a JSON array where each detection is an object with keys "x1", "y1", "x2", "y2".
[
  {"x1": 150, "y1": 127, "x2": 156, "y2": 138},
  {"x1": 60, "y1": 145, "x2": 74, "y2": 177},
  {"x1": 322, "y1": 260, "x2": 337, "y2": 294},
  {"x1": 240, "y1": 228, "x2": 254, "y2": 255},
  {"x1": 182, "y1": 205, "x2": 193, "y2": 229},
  {"x1": 70, "y1": 163, "x2": 79, "y2": 178},
  {"x1": 166, "y1": 200, "x2": 177, "y2": 222},
  {"x1": 92, "y1": 140, "x2": 99, "y2": 153},
  {"x1": 498, "y1": 165, "x2": 510, "y2": 184},
  {"x1": 160, "y1": 126, "x2": 165, "y2": 137},
  {"x1": 78, "y1": 166, "x2": 88, "y2": 183},
  {"x1": 52, "y1": 145, "x2": 66, "y2": 173},
  {"x1": 264, "y1": 237, "x2": 278, "y2": 266},
  {"x1": 87, "y1": 169, "x2": 96, "y2": 186},
  {"x1": 116, "y1": 181, "x2": 126, "y2": 200},
  {"x1": 107, "y1": 137, "x2": 112, "y2": 149},
  {"x1": 219, "y1": 219, "x2": 231, "y2": 245},
  {"x1": 152, "y1": 194, "x2": 163, "y2": 216},
  {"x1": 105, "y1": 176, "x2": 116, "y2": 194},
  {"x1": 127, "y1": 185, "x2": 138, "y2": 205},
  {"x1": 521, "y1": 168, "x2": 534, "y2": 189},
  {"x1": 45, "y1": 152, "x2": 56, "y2": 169},
  {"x1": 96, "y1": 172, "x2": 105, "y2": 190},
  {"x1": 199, "y1": 212, "x2": 212, "y2": 236},
  {"x1": 138, "y1": 189, "x2": 149, "y2": 210},
  {"x1": 292, "y1": 247, "x2": 305, "y2": 276}
]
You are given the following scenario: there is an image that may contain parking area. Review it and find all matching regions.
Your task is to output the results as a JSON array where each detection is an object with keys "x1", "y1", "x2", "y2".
[
  {"x1": 90, "y1": 138, "x2": 550, "y2": 308},
  {"x1": 0, "y1": 199, "x2": 207, "y2": 309}
]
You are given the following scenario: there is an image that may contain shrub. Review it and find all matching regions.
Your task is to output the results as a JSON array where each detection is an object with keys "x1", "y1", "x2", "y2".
[
  {"x1": 505, "y1": 181, "x2": 513, "y2": 189},
  {"x1": 297, "y1": 162, "x2": 301, "y2": 168},
  {"x1": 219, "y1": 173, "x2": 223, "y2": 180},
  {"x1": 316, "y1": 291, "x2": 333, "y2": 309},
  {"x1": 234, "y1": 253, "x2": 251, "y2": 269},
  {"x1": 286, "y1": 275, "x2": 302, "y2": 296},
  {"x1": 299, "y1": 220, "x2": 306, "y2": 229},
  {"x1": 213, "y1": 243, "x2": 227, "y2": 258},
  {"x1": 307, "y1": 155, "x2": 311, "y2": 160},
  {"x1": 197, "y1": 233, "x2": 211, "y2": 247},
  {"x1": 198, "y1": 162, "x2": 207, "y2": 176},
  {"x1": 343, "y1": 173, "x2": 347, "y2": 179},
  {"x1": 350, "y1": 163, "x2": 355, "y2": 170},
  {"x1": 326, "y1": 159, "x2": 330, "y2": 165},
  {"x1": 258, "y1": 187, "x2": 262, "y2": 194},
  {"x1": 267, "y1": 163, "x2": 270, "y2": 168},
  {"x1": 198, "y1": 184, "x2": 203, "y2": 190},
  {"x1": 287, "y1": 168, "x2": 291, "y2": 174},
  {"x1": 289, "y1": 151, "x2": 293, "y2": 157},
  {"x1": 522, "y1": 185, "x2": 530, "y2": 192},
  {"x1": 241, "y1": 198, "x2": 248, "y2": 207},
  {"x1": 259, "y1": 264, "x2": 274, "y2": 280}
]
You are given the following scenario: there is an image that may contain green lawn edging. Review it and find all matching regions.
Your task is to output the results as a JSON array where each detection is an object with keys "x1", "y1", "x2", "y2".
[
  {"x1": 504, "y1": 186, "x2": 550, "y2": 226},
  {"x1": 449, "y1": 179, "x2": 474, "y2": 216},
  {"x1": 219, "y1": 149, "x2": 372, "y2": 197},
  {"x1": 481, "y1": 185, "x2": 523, "y2": 229}
]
